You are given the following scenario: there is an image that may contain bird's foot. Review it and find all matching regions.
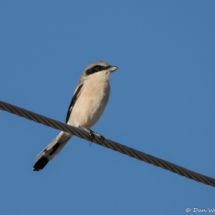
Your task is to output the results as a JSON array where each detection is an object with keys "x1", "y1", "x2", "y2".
[
  {"x1": 78, "y1": 126, "x2": 105, "y2": 146},
  {"x1": 88, "y1": 130, "x2": 95, "y2": 146},
  {"x1": 88, "y1": 130, "x2": 105, "y2": 146},
  {"x1": 93, "y1": 132, "x2": 105, "y2": 145}
]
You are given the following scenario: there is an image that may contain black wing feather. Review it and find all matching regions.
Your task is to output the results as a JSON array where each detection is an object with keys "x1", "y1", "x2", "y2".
[{"x1": 66, "y1": 84, "x2": 83, "y2": 123}]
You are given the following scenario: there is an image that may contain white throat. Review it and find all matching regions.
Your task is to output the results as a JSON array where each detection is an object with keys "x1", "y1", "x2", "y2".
[{"x1": 91, "y1": 71, "x2": 111, "y2": 82}]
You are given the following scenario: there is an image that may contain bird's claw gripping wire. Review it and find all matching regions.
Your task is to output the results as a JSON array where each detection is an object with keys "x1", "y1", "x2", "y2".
[
  {"x1": 88, "y1": 130, "x2": 95, "y2": 146},
  {"x1": 78, "y1": 126, "x2": 105, "y2": 146},
  {"x1": 88, "y1": 129, "x2": 105, "y2": 146}
]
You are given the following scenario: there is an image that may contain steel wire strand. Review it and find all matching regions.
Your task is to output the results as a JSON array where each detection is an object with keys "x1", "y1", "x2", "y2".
[{"x1": 0, "y1": 100, "x2": 215, "y2": 187}]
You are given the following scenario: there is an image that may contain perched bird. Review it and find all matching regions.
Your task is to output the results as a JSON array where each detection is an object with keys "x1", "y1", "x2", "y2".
[{"x1": 33, "y1": 61, "x2": 118, "y2": 171}]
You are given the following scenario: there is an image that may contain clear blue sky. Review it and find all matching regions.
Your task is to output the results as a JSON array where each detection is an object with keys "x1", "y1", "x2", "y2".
[{"x1": 0, "y1": 1, "x2": 215, "y2": 214}]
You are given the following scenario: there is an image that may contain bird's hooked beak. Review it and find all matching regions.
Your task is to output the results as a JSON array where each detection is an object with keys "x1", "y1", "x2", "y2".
[{"x1": 109, "y1": 66, "x2": 118, "y2": 73}]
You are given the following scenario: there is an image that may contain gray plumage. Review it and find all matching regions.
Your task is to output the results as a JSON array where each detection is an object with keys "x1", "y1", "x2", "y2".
[{"x1": 33, "y1": 61, "x2": 118, "y2": 171}]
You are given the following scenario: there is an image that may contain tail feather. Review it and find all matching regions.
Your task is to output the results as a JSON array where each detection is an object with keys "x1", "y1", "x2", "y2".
[
  {"x1": 33, "y1": 131, "x2": 72, "y2": 171},
  {"x1": 33, "y1": 157, "x2": 49, "y2": 171}
]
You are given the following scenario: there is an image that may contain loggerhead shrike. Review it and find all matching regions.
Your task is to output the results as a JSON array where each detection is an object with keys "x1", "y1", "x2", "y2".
[{"x1": 33, "y1": 61, "x2": 118, "y2": 171}]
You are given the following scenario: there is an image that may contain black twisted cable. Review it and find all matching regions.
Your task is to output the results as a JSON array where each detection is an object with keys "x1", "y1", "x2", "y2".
[{"x1": 0, "y1": 100, "x2": 214, "y2": 187}]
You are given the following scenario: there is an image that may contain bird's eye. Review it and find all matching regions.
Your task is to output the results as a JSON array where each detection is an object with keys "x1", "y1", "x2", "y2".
[{"x1": 96, "y1": 66, "x2": 101, "y2": 70}]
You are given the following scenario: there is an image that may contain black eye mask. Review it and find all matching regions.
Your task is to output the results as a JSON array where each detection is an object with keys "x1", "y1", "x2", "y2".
[{"x1": 86, "y1": 65, "x2": 111, "y2": 75}]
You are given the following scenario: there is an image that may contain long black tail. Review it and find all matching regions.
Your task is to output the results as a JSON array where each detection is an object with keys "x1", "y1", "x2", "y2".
[
  {"x1": 33, "y1": 157, "x2": 49, "y2": 171},
  {"x1": 33, "y1": 131, "x2": 72, "y2": 171}
]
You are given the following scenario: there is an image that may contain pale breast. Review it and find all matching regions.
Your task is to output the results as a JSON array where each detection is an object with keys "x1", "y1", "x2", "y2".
[{"x1": 68, "y1": 77, "x2": 110, "y2": 128}]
